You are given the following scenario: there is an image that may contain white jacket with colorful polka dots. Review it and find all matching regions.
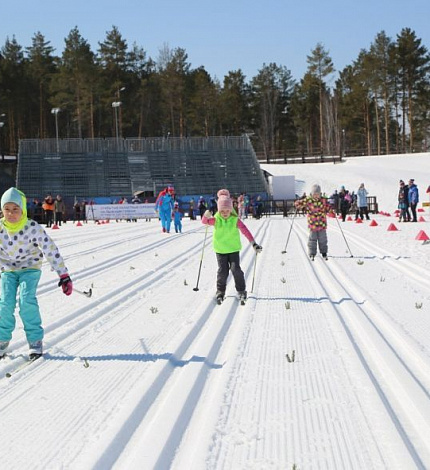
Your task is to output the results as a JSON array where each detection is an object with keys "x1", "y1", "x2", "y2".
[{"x1": 0, "y1": 219, "x2": 68, "y2": 276}]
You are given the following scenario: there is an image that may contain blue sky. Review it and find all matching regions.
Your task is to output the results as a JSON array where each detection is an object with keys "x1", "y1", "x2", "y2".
[{"x1": 3, "y1": 0, "x2": 430, "y2": 84}]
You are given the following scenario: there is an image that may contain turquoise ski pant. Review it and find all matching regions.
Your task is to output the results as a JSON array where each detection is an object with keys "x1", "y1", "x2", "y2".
[
  {"x1": 0, "y1": 269, "x2": 43, "y2": 343},
  {"x1": 159, "y1": 209, "x2": 172, "y2": 232}
]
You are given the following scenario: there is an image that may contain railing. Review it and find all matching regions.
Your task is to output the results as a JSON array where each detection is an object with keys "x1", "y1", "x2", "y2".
[
  {"x1": 19, "y1": 136, "x2": 252, "y2": 156},
  {"x1": 256, "y1": 147, "x2": 429, "y2": 164}
]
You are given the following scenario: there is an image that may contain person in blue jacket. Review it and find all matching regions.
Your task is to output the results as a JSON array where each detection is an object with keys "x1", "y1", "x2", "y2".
[
  {"x1": 356, "y1": 183, "x2": 370, "y2": 220},
  {"x1": 172, "y1": 203, "x2": 183, "y2": 233},
  {"x1": 408, "y1": 179, "x2": 419, "y2": 222},
  {"x1": 155, "y1": 186, "x2": 175, "y2": 233}
]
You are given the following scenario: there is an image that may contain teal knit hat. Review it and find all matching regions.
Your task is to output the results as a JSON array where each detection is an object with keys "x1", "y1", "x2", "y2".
[{"x1": 1, "y1": 187, "x2": 26, "y2": 209}]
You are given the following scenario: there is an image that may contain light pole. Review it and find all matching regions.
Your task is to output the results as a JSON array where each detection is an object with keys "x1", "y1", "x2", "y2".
[
  {"x1": 0, "y1": 121, "x2": 4, "y2": 161},
  {"x1": 116, "y1": 86, "x2": 125, "y2": 137},
  {"x1": 51, "y1": 108, "x2": 61, "y2": 154},
  {"x1": 112, "y1": 101, "x2": 122, "y2": 142},
  {"x1": 341, "y1": 129, "x2": 345, "y2": 160}
]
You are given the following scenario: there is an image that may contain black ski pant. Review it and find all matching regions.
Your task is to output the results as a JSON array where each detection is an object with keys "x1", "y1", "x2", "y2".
[
  {"x1": 45, "y1": 210, "x2": 54, "y2": 228},
  {"x1": 55, "y1": 211, "x2": 63, "y2": 225},
  {"x1": 216, "y1": 251, "x2": 246, "y2": 296},
  {"x1": 410, "y1": 203, "x2": 418, "y2": 222},
  {"x1": 358, "y1": 206, "x2": 370, "y2": 220}
]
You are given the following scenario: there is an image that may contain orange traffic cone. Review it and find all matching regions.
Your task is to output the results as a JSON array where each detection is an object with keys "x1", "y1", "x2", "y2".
[
  {"x1": 369, "y1": 220, "x2": 378, "y2": 226},
  {"x1": 355, "y1": 218, "x2": 363, "y2": 223},
  {"x1": 418, "y1": 216, "x2": 426, "y2": 222},
  {"x1": 52, "y1": 224, "x2": 59, "y2": 229},
  {"x1": 387, "y1": 223, "x2": 398, "y2": 231},
  {"x1": 76, "y1": 221, "x2": 83, "y2": 226},
  {"x1": 347, "y1": 215, "x2": 353, "y2": 221}
]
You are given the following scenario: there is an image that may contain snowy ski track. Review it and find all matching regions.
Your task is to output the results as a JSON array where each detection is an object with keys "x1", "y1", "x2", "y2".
[{"x1": 0, "y1": 217, "x2": 430, "y2": 469}]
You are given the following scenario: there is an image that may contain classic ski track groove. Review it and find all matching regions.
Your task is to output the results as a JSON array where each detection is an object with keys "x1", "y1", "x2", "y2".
[
  {"x1": 86, "y1": 222, "x2": 269, "y2": 469},
  {"x1": 0, "y1": 222, "x2": 267, "y2": 469},
  {"x1": 1, "y1": 218, "x2": 429, "y2": 469},
  {"x1": 294, "y1": 220, "x2": 430, "y2": 467},
  {"x1": 329, "y1": 221, "x2": 430, "y2": 291},
  {"x1": 0, "y1": 226, "x2": 209, "y2": 379},
  {"x1": 36, "y1": 225, "x2": 204, "y2": 295}
]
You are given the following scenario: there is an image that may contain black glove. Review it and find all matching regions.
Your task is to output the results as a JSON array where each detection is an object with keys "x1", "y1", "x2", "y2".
[{"x1": 252, "y1": 241, "x2": 263, "y2": 253}]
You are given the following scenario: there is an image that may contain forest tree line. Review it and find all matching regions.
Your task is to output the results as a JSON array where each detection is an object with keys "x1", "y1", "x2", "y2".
[{"x1": 0, "y1": 26, "x2": 429, "y2": 159}]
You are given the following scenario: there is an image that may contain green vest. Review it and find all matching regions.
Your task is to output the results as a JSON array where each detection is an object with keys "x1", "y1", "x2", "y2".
[{"x1": 213, "y1": 213, "x2": 242, "y2": 254}]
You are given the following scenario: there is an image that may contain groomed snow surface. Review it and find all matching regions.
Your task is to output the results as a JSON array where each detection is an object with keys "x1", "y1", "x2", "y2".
[{"x1": 1, "y1": 154, "x2": 430, "y2": 470}]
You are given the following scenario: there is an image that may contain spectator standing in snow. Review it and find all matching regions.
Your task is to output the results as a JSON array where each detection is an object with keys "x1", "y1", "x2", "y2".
[
  {"x1": 408, "y1": 179, "x2": 419, "y2": 222},
  {"x1": 398, "y1": 180, "x2": 409, "y2": 222},
  {"x1": 0, "y1": 187, "x2": 73, "y2": 360},
  {"x1": 73, "y1": 200, "x2": 81, "y2": 223},
  {"x1": 338, "y1": 187, "x2": 351, "y2": 222},
  {"x1": 209, "y1": 196, "x2": 217, "y2": 215},
  {"x1": 131, "y1": 194, "x2": 141, "y2": 222},
  {"x1": 400, "y1": 180, "x2": 412, "y2": 221},
  {"x1": 202, "y1": 189, "x2": 262, "y2": 304},
  {"x1": 189, "y1": 198, "x2": 195, "y2": 220},
  {"x1": 155, "y1": 186, "x2": 175, "y2": 233},
  {"x1": 198, "y1": 197, "x2": 206, "y2": 219},
  {"x1": 294, "y1": 184, "x2": 331, "y2": 260},
  {"x1": 54, "y1": 194, "x2": 66, "y2": 226},
  {"x1": 33, "y1": 199, "x2": 43, "y2": 224},
  {"x1": 255, "y1": 195, "x2": 264, "y2": 219},
  {"x1": 42, "y1": 194, "x2": 55, "y2": 228},
  {"x1": 330, "y1": 190, "x2": 340, "y2": 214},
  {"x1": 356, "y1": 183, "x2": 370, "y2": 220}
]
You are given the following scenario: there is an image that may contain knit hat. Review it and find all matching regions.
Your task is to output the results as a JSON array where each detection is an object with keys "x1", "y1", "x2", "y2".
[
  {"x1": 310, "y1": 184, "x2": 321, "y2": 196},
  {"x1": 1, "y1": 187, "x2": 26, "y2": 210},
  {"x1": 217, "y1": 189, "x2": 233, "y2": 211}
]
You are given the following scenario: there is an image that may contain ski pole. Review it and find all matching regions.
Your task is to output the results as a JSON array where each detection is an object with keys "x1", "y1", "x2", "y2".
[
  {"x1": 193, "y1": 225, "x2": 209, "y2": 291},
  {"x1": 250, "y1": 251, "x2": 258, "y2": 293},
  {"x1": 281, "y1": 209, "x2": 298, "y2": 254},
  {"x1": 334, "y1": 215, "x2": 354, "y2": 257},
  {"x1": 75, "y1": 288, "x2": 93, "y2": 298}
]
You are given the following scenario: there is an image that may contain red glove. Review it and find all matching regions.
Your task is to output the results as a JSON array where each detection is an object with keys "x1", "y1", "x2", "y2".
[{"x1": 58, "y1": 274, "x2": 73, "y2": 296}]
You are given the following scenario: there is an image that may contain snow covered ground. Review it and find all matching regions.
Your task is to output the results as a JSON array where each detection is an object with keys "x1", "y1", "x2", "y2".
[{"x1": 1, "y1": 153, "x2": 430, "y2": 470}]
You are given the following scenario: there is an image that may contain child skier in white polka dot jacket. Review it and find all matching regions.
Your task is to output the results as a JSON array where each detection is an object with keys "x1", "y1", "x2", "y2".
[{"x1": 0, "y1": 187, "x2": 73, "y2": 359}]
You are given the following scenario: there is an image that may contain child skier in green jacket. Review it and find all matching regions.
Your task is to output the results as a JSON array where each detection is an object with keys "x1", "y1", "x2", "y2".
[{"x1": 202, "y1": 189, "x2": 262, "y2": 304}]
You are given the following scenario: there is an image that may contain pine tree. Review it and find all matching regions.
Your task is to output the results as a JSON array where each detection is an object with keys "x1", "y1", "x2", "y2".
[{"x1": 306, "y1": 43, "x2": 335, "y2": 155}]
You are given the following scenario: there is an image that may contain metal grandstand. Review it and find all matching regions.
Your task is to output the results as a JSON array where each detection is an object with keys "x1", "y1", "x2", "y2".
[{"x1": 16, "y1": 136, "x2": 268, "y2": 198}]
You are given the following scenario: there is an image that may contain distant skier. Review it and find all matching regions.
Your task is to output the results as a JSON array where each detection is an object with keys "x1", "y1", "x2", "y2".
[
  {"x1": 155, "y1": 186, "x2": 175, "y2": 233},
  {"x1": 172, "y1": 203, "x2": 183, "y2": 233},
  {"x1": 202, "y1": 188, "x2": 262, "y2": 304},
  {"x1": 0, "y1": 187, "x2": 73, "y2": 360},
  {"x1": 294, "y1": 184, "x2": 332, "y2": 260}
]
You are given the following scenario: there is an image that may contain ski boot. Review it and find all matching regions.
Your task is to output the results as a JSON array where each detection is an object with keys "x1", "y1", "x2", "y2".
[
  {"x1": 309, "y1": 254, "x2": 315, "y2": 261},
  {"x1": 0, "y1": 341, "x2": 9, "y2": 359},
  {"x1": 322, "y1": 253, "x2": 328, "y2": 260},
  {"x1": 28, "y1": 340, "x2": 43, "y2": 360},
  {"x1": 216, "y1": 293, "x2": 225, "y2": 305},
  {"x1": 238, "y1": 291, "x2": 247, "y2": 306}
]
